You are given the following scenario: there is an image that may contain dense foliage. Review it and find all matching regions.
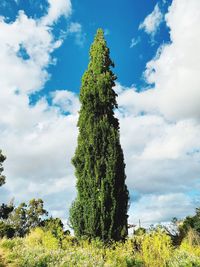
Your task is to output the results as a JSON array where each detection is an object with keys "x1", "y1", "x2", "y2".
[
  {"x1": 69, "y1": 29, "x2": 129, "y2": 242},
  {"x1": 8, "y1": 199, "x2": 48, "y2": 237},
  {"x1": 0, "y1": 199, "x2": 49, "y2": 238},
  {"x1": 0, "y1": 150, "x2": 6, "y2": 187},
  {"x1": 179, "y1": 208, "x2": 200, "y2": 237},
  {"x1": 1, "y1": 227, "x2": 200, "y2": 267}
]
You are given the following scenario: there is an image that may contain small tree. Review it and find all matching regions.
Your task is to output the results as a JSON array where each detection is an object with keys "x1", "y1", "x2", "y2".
[
  {"x1": 0, "y1": 150, "x2": 6, "y2": 186},
  {"x1": 26, "y1": 198, "x2": 48, "y2": 229},
  {"x1": 179, "y1": 207, "x2": 200, "y2": 239},
  {"x1": 9, "y1": 199, "x2": 48, "y2": 237},
  {"x1": 0, "y1": 221, "x2": 15, "y2": 238},
  {"x1": 9, "y1": 202, "x2": 27, "y2": 237},
  {"x1": 0, "y1": 203, "x2": 14, "y2": 220},
  {"x1": 43, "y1": 217, "x2": 64, "y2": 241},
  {"x1": 69, "y1": 29, "x2": 129, "y2": 242}
]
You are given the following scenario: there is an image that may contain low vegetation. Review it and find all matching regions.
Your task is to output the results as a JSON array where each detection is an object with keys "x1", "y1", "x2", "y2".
[{"x1": 0, "y1": 226, "x2": 200, "y2": 266}]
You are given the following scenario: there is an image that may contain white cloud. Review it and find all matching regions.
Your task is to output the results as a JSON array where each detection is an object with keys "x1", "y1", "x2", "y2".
[
  {"x1": 0, "y1": 11, "x2": 63, "y2": 95},
  {"x1": 140, "y1": 120, "x2": 200, "y2": 160},
  {"x1": 116, "y1": 0, "x2": 200, "y2": 224},
  {"x1": 0, "y1": 0, "x2": 77, "y2": 223},
  {"x1": 129, "y1": 193, "x2": 194, "y2": 226},
  {"x1": 115, "y1": 83, "x2": 157, "y2": 116},
  {"x1": 144, "y1": 0, "x2": 200, "y2": 121},
  {"x1": 41, "y1": 0, "x2": 72, "y2": 26},
  {"x1": 52, "y1": 90, "x2": 80, "y2": 114},
  {"x1": 68, "y1": 22, "x2": 81, "y2": 33},
  {"x1": 139, "y1": 4, "x2": 163, "y2": 37},
  {"x1": 124, "y1": 0, "x2": 200, "y2": 122},
  {"x1": 67, "y1": 22, "x2": 86, "y2": 46},
  {"x1": 116, "y1": 101, "x2": 200, "y2": 193}
]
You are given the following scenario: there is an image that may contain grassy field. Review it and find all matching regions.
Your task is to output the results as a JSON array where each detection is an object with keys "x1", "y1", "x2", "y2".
[{"x1": 0, "y1": 227, "x2": 200, "y2": 267}]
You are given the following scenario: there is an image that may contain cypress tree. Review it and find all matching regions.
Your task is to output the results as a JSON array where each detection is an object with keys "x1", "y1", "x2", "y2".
[{"x1": 69, "y1": 29, "x2": 129, "y2": 242}]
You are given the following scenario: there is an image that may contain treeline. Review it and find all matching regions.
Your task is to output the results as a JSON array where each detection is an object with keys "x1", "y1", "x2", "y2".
[{"x1": 0, "y1": 198, "x2": 69, "y2": 239}]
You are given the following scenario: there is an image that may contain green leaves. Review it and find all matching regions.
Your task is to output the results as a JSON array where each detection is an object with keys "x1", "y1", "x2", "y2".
[
  {"x1": 0, "y1": 150, "x2": 6, "y2": 187},
  {"x1": 8, "y1": 199, "x2": 48, "y2": 237}
]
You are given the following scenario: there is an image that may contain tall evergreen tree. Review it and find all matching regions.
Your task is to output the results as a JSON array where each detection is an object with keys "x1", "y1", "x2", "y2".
[
  {"x1": 69, "y1": 29, "x2": 129, "y2": 242},
  {"x1": 0, "y1": 150, "x2": 6, "y2": 187}
]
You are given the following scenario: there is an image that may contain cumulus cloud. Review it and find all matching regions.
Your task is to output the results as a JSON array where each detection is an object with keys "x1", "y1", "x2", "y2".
[
  {"x1": 116, "y1": 0, "x2": 200, "y2": 225},
  {"x1": 41, "y1": 0, "x2": 72, "y2": 26},
  {"x1": 0, "y1": 11, "x2": 62, "y2": 95},
  {"x1": 129, "y1": 193, "x2": 194, "y2": 226},
  {"x1": 116, "y1": 98, "x2": 200, "y2": 190},
  {"x1": 125, "y1": 0, "x2": 200, "y2": 123},
  {"x1": 144, "y1": 0, "x2": 200, "y2": 121},
  {"x1": 52, "y1": 90, "x2": 80, "y2": 114},
  {"x1": 0, "y1": 0, "x2": 77, "y2": 221},
  {"x1": 139, "y1": 4, "x2": 163, "y2": 37}
]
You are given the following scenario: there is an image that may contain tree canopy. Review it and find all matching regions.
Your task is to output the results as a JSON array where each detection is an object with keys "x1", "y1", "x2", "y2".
[{"x1": 0, "y1": 150, "x2": 6, "y2": 186}]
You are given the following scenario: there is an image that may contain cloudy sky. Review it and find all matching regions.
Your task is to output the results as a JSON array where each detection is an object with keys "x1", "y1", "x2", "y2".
[{"x1": 0, "y1": 0, "x2": 200, "y2": 228}]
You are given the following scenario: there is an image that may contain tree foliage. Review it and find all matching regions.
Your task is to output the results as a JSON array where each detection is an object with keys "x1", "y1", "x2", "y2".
[
  {"x1": 42, "y1": 217, "x2": 65, "y2": 241},
  {"x1": 8, "y1": 198, "x2": 48, "y2": 237},
  {"x1": 0, "y1": 199, "x2": 68, "y2": 239},
  {"x1": 0, "y1": 221, "x2": 15, "y2": 238},
  {"x1": 0, "y1": 203, "x2": 14, "y2": 220},
  {"x1": 179, "y1": 208, "x2": 200, "y2": 238},
  {"x1": 69, "y1": 29, "x2": 129, "y2": 242},
  {"x1": 0, "y1": 150, "x2": 6, "y2": 186}
]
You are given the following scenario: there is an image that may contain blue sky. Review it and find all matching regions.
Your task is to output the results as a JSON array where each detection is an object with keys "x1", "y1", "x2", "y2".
[
  {"x1": 0, "y1": 0, "x2": 172, "y2": 94},
  {"x1": 0, "y1": 0, "x2": 200, "y2": 227}
]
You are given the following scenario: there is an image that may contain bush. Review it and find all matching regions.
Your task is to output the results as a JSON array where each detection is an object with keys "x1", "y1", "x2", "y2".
[
  {"x1": 25, "y1": 228, "x2": 60, "y2": 250},
  {"x1": 169, "y1": 250, "x2": 200, "y2": 267},
  {"x1": 140, "y1": 229, "x2": 172, "y2": 267},
  {"x1": 42, "y1": 218, "x2": 64, "y2": 241},
  {"x1": 105, "y1": 239, "x2": 142, "y2": 267},
  {"x1": 1, "y1": 228, "x2": 200, "y2": 267},
  {"x1": 61, "y1": 235, "x2": 78, "y2": 249},
  {"x1": 0, "y1": 221, "x2": 15, "y2": 238},
  {"x1": 12, "y1": 248, "x2": 65, "y2": 267},
  {"x1": 0, "y1": 238, "x2": 22, "y2": 250}
]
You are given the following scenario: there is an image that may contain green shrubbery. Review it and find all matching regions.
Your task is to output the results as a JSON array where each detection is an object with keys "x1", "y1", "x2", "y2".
[
  {"x1": 1, "y1": 227, "x2": 200, "y2": 267},
  {"x1": 140, "y1": 229, "x2": 172, "y2": 266}
]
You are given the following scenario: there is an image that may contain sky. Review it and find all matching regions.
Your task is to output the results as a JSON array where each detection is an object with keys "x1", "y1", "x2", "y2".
[{"x1": 0, "y1": 0, "x2": 200, "y2": 228}]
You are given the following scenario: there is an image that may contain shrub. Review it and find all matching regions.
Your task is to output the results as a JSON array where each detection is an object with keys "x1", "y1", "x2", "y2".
[
  {"x1": 0, "y1": 238, "x2": 22, "y2": 250},
  {"x1": 0, "y1": 221, "x2": 15, "y2": 238},
  {"x1": 1, "y1": 228, "x2": 200, "y2": 267},
  {"x1": 169, "y1": 250, "x2": 200, "y2": 267},
  {"x1": 141, "y1": 229, "x2": 172, "y2": 267},
  {"x1": 61, "y1": 235, "x2": 78, "y2": 249},
  {"x1": 179, "y1": 229, "x2": 200, "y2": 257},
  {"x1": 42, "y1": 217, "x2": 64, "y2": 241},
  {"x1": 25, "y1": 228, "x2": 60, "y2": 250}
]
